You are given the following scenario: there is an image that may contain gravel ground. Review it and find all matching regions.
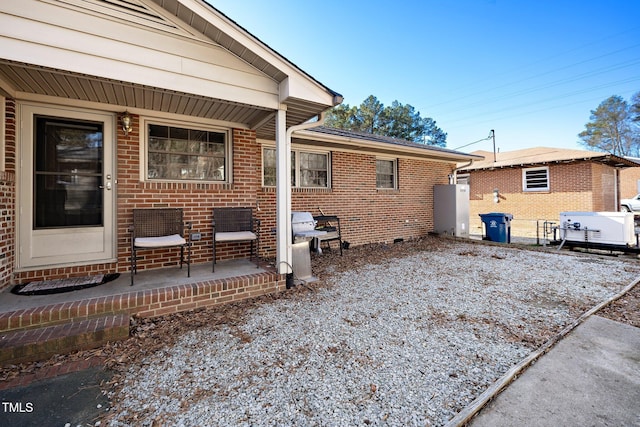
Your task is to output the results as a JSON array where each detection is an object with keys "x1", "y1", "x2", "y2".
[{"x1": 103, "y1": 238, "x2": 640, "y2": 427}]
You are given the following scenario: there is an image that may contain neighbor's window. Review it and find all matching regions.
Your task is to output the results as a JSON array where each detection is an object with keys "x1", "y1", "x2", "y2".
[
  {"x1": 523, "y1": 166, "x2": 549, "y2": 192},
  {"x1": 456, "y1": 174, "x2": 470, "y2": 185},
  {"x1": 263, "y1": 147, "x2": 329, "y2": 188},
  {"x1": 147, "y1": 123, "x2": 228, "y2": 181},
  {"x1": 376, "y1": 158, "x2": 397, "y2": 189}
]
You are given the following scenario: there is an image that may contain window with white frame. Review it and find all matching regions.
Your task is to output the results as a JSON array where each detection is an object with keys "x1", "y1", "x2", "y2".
[
  {"x1": 523, "y1": 166, "x2": 549, "y2": 191},
  {"x1": 262, "y1": 147, "x2": 295, "y2": 187},
  {"x1": 456, "y1": 174, "x2": 470, "y2": 185},
  {"x1": 146, "y1": 122, "x2": 229, "y2": 181},
  {"x1": 376, "y1": 158, "x2": 397, "y2": 189},
  {"x1": 262, "y1": 147, "x2": 329, "y2": 188},
  {"x1": 0, "y1": 96, "x2": 5, "y2": 171}
]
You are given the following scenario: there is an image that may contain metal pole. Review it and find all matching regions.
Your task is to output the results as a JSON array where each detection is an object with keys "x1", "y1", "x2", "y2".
[{"x1": 491, "y1": 129, "x2": 496, "y2": 162}]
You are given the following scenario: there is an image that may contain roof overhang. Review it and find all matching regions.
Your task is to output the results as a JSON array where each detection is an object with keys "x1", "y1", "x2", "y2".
[
  {"x1": 458, "y1": 153, "x2": 640, "y2": 172},
  {"x1": 290, "y1": 128, "x2": 483, "y2": 163},
  {"x1": 0, "y1": 0, "x2": 341, "y2": 138}
]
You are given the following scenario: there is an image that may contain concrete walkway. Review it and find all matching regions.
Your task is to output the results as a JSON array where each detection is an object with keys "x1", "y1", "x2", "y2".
[
  {"x1": 470, "y1": 315, "x2": 640, "y2": 427},
  {"x1": 0, "y1": 366, "x2": 111, "y2": 426}
]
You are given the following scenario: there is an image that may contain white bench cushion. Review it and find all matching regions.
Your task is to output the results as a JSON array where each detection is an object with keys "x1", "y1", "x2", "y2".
[
  {"x1": 215, "y1": 231, "x2": 257, "y2": 242},
  {"x1": 135, "y1": 234, "x2": 186, "y2": 248}
]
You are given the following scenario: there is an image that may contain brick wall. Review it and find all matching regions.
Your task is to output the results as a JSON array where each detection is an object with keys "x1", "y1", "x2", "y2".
[
  {"x1": 258, "y1": 151, "x2": 452, "y2": 254},
  {"x1": 591, "y1": 162, "x2": 616, "y2": 212},
  {"x1": 6, "y1": 110, "x2": 456, "y2": 286},
  {"x1": 11, "y1": 115, "x2": 262, "y2": 286},
  {"x1": 115, "y1": 118, "x2": 261, "y2": 272},
  {"x1": 467, "y1": 161, "x2": 620, "y2": 237},
  {"x1": 0, "y1": 99, "x2": 16, "y2": 290},
  {"x1": 620, "y1": 166, "x2": 640, "y2": 199}
]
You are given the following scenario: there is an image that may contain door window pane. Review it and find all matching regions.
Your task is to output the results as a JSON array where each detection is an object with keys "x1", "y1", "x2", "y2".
[{"x1": 34, "y1": 116, "x2": 104, "y2": 228}]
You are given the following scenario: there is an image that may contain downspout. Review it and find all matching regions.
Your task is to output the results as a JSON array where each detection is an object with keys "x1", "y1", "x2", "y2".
[
  {"x1": 276, "y1": 112, "x2": 327, "y2": 275},
  {"x1": 450, "y1": 159, "x2": 474, "y2": 184},
  {"x1": 286, "y1": 112, "x2": 327, "y2": 145}
]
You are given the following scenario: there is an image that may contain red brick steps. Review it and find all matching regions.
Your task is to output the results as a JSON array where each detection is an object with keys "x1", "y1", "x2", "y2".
[
  {"x1": 0, "y1": 269, "x2": 281, "y2": 366},
  {"x1": 0, "y1": 314, "x2": 129, "y2": 365}
]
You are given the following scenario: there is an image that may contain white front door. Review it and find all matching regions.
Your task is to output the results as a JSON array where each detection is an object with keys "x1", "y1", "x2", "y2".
[{"x1": 18, "y1": 103, "x2": 116, "y2": 269}]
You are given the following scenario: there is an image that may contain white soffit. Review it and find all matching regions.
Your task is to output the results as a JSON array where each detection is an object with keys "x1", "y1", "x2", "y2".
[
  {"x1": 0, "y1": 0, "x2": 339, "y2": 136},
  {"x1": 0, "y1": 0, "x2": 279, "y2": 108}
]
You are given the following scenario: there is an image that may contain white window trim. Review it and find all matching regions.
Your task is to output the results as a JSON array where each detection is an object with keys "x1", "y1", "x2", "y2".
[
  {"x1": 0, "y1": 96, "x2": 5, "y2": 171},
  {"x1": 376, "y1": 157, "x2": 398, "y2": 190},
  {"x1": 262, "y1": 144, "x2": 331, "y2": 189},
  {"x1": 456, "y1": 173, "x2": 470, "y2": 185},
  {"x1": 140, "y1": 117, "x2": 232, "y2": 183},
  {"x1": 522, "y1": 166, "x2": 549, "y2": 192}
]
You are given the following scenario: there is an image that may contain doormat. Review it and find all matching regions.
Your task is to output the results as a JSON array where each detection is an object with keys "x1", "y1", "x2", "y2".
[{"x1": 11, "y1": 273, "x2": 120, "y2": 296}]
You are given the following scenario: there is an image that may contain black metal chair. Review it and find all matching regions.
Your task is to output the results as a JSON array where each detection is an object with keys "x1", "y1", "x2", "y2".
[
  {"x1": 130, "y1": 208, "x2": 191, "y2": 285},
  {"x1": 212, "y1": 207, "x2": 260, "y2": 271}
]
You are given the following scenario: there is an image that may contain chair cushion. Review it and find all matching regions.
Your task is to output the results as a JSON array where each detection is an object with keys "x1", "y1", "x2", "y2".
[
  {"x1": 135, "y1": 234, "x2": 186, "y2": 248},
  {"x1": 215, "y1": 231, "x2": 257, "y2": 242}
]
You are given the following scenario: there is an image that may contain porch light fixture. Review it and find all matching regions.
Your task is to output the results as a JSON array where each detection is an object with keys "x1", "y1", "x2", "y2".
[
  {"x1": 120, "y1": 111, "x2": 133, "y2": 136},
  {"x1": 493, "y1": 188, "x2": 500, "y2": 203}
]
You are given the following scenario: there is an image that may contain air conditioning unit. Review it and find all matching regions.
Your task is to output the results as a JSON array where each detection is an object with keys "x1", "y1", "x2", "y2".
[{"x1": 559, "y1": 212, "x2": 635, "y2": 246}]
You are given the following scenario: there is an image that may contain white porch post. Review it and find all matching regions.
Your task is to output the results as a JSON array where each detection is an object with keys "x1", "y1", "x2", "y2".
[{"x1": 275, "y1": 107, "x2": 292, "y2": 274}]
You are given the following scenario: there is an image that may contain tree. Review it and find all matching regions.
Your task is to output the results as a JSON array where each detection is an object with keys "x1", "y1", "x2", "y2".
[
  {"x1": 325, "y1": 95, "x2": 447, "y2": 147},
  {"x1": 578, "y1": 93, "x2": 640, "y2": 157},
  {"x1": 631, "y1": 91, "x2": 640, "y2": 123}
]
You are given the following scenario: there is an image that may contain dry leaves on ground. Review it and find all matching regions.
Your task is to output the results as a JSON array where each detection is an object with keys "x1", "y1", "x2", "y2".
[{"x1": 1, "y1": 237, "x2": 638, "y2": 386}]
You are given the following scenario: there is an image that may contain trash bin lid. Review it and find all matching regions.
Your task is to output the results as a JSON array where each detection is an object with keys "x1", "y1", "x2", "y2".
[{"x1": 479, "y1": 213, "x2": 513, "y2": 221}]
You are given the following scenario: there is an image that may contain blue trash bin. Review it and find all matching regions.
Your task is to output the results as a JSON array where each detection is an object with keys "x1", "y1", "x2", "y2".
[{"x1": 479, "y1": 213, "x2": 513, "y2": 243}]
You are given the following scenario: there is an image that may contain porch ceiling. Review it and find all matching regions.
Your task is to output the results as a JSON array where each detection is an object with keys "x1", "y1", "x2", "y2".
[{"x1": 0, "y1": 60, "x2": 324, "y2": 139}]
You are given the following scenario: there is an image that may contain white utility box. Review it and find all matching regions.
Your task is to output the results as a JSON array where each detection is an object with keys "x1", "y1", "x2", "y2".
[
  {"x1": 433, "y1": 184, "x2": 470, "y2": 238},
  {"x1": 559, "y1": 212, "x2": 635, "y2": 246}
]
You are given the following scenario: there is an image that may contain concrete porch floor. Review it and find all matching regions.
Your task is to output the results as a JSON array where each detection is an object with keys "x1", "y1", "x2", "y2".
[{"x1": 0, "y1": 259, "x2": 270, "y2": 314}]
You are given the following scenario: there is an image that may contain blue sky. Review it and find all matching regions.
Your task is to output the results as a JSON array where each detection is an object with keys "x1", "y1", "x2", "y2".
[{"x1": 212, "y1": 1, "x2": 640, "y2": 154}]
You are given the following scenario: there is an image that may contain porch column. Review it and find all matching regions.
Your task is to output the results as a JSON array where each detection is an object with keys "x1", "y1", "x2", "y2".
[{"x1": 275, "y1": 107, "x2": 292, "y2": 274}]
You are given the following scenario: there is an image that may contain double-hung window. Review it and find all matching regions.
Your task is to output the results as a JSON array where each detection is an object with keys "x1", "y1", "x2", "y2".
[
  {"x1": 146, "y1": 122, "x2": 228, "y2": 182},
  {"x1": 0, "y1": 95, "x2": 5, "y2": 171},
  {"x1": 523, "y1": 166, "x2": 549, "y2": 192},
  {"x1": 376, "y1": 158, "x2": 397, "y2": 189},
  {"x1": 262, "y1": 147, "x2": 330, "y2": 188}
]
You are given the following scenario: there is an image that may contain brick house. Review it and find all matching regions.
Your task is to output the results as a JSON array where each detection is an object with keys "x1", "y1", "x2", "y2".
[
  {"x1": 456, "y1": 147, "x2": 638, "y2": 238},
  {"x1": 620, "y1": 159, "x2": 640, "y2": 199},
  {"x1": 0, "y1": 1, "x2": 477, "y2": 296}
]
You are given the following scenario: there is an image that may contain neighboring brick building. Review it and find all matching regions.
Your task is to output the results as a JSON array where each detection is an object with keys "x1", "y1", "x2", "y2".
[
  {"x1": 0, "y1": 1, "x2": 477, "y2": 292},
  {"x1": 620, "y1": 158, "x2": 640, "y2": 199},
  {"x1": 456, "y1": 147, "x2": 638, "y2": 238}
]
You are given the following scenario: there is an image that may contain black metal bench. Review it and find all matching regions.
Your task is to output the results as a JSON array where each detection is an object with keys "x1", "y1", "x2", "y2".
[
  {"x1": 314, "y1": 215, "x2": 343, "y2": 255},
  {"x1": 212, "y1": 207, "x2": 260, "y2": 271},
  {"x1": 130, "y1": 208, "x2": 191, "y2": 286}
]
